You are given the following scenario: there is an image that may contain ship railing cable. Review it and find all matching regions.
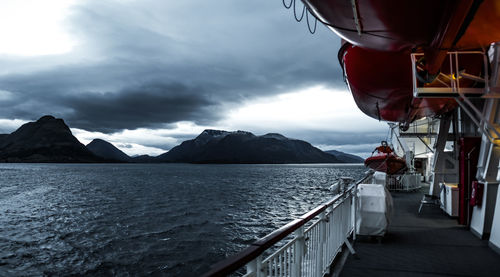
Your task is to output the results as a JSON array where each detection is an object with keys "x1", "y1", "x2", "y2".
[
  {"x1": 202, "y1": 172, "x2": 374, "y2": 277},
  {"x1": 306, "y1": 6, "x2": 317, "y2": 34},
  {"x1": 294, "y1": 0, "x2": 305, "y2": 22},
  {"x1": 282, "y1": 0, "x2": 317, "y2": 34},
  {"x1": 282, "y1": 0, "x2": 293, "y2": 9}
]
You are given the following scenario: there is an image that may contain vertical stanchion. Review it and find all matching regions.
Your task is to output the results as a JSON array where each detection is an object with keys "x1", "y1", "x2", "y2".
[
  {"x1": 292, "y1": 227, "x2": 304, "y2": 277},
  {"x1": 246, "y1": 258, "x2": 257, "y2": 277},
  {"x1": 256, "y1": 255, "x2": 262, "y2": 277},
  {"x1": 245, "y1": 255, "x2": 262, "y2": 277},
  {"x1": 352, "y1": 185, "x2": 357, "y2": 241},
  {"x1": 317, "y1": 211, "x2": 326, "y2": 275}
]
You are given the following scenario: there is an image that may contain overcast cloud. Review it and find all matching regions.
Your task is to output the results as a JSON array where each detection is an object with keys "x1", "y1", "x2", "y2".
[{"x1": 0, "y1": 0, "x2": 387, "y2": 157}]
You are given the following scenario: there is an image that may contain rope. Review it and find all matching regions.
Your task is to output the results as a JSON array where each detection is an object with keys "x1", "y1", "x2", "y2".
[
  {"x1": 282, "y1": 0, "x2": 316, "y2": 34},
  {"x1": 294, "y1": 0, "x2": 305, "y2": 22},
  {"x1": 282, "y1": 0, "x2": 293, "y2": 9},
  {"x1": 385, "y1": 126, "x2": 391, "y2": 142},
  {"x1": 306, "y1": 8, "x2": 317, "y2": 34}
]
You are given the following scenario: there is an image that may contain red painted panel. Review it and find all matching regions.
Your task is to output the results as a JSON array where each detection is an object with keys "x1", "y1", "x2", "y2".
[{"x1": 458, "y1": 137, "x2": 481, "y2": 225}]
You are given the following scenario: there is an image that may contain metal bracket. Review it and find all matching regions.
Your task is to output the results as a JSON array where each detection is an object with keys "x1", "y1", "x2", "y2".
[
  {"x1": 455, "y1": 93, "x2": 500, "y2": 145},
  {"x1": 411, "y1": 51, "x2": 488, "y2": 98},
  {"x1": 344, "y1": 238, "x2": 358, "y2": 259}
]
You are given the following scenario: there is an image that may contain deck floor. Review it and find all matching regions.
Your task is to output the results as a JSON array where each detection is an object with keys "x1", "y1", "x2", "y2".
[{"x1": 340, "y1": 187, "x2": 500, "y2": 277}]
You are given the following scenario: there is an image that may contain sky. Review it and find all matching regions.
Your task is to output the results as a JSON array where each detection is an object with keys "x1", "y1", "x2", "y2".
[{"x1": 0, "y1": 0, "x2": 387, "y2": 157}]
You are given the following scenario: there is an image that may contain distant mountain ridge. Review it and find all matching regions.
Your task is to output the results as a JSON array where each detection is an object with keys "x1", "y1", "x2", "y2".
[
  {"x1": 87, "y1": 139, "x2": 131, "y2": 162},
  {"x1": 324, "y1": 150, "x2": 364, "y2": 163},
  {"x1": 0, "y1": 115, "x2": 101, "y2": 162},
  {"x1": 157, "y1": 129, "x2": 341, "y2": 164},
  {"x1": 0, "y1": 116, "x2": 363, "y2": 164}
]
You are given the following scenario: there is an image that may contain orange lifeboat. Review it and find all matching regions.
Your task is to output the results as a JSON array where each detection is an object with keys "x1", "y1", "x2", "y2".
[
  {"x1": 365, "y1": 141, "x2": 407, "y2": 175},
  {"x1": 339, "y1": 42, "x2": 484, "y2": 124}
]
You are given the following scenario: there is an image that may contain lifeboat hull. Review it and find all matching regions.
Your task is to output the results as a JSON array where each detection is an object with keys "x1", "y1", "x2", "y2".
[
  {"x1": 304, "y1": 0, "x2": 500, "y2": 52},
  {"x1": 340, "y1": 43, "x2": 484, "y2": 123},
  {"x1": 365, "y1": 154, "x2": 407, "y2": 175}
]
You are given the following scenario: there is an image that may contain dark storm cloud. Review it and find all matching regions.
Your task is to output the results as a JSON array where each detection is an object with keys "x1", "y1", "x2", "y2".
[
  {"x1": 0, "y1": 66, "x2": 222, "y2": 132},
  {"x1": 63, "y1": 83, "x2": 218, "y2": 132},
  {"x1": 0, "y1": 0, "x2": 344, "y2": 132}
]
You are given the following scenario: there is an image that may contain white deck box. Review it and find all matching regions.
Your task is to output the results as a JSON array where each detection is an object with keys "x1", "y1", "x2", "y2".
[{"x1": 356, "y1": 184, "x2": 393, "y2": 236}]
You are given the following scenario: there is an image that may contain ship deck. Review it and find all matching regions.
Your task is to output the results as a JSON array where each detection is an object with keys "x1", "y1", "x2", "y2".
[{"x1": 340, "y1": 186, "x2": 500, "y2": 277}]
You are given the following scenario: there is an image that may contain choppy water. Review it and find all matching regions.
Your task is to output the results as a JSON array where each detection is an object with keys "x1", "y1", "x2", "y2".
[{"x1": 0, "y1": 163, "x2": 365, "y2": 276}]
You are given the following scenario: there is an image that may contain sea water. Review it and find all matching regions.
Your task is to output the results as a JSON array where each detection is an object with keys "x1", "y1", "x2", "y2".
[{"x1": 0, "y1": 163, "x2": 365, "y2": 276}]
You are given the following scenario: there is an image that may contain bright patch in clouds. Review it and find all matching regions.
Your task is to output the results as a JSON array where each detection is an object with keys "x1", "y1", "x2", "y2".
[
  {"x1": 71, "y1": 128, "x2": 169, "y2": 157},
  {"x1": 0, "y1": 90, "x2": 13, "y2": 101},
  {"x1": 316, "y1": 143, "x2": 381, "y2": 158},
  {"x1": 0, "y1": 0, "x2": 77, "y2": 56},
  {"x1": 221, "y1": 85, "x2": 386, "y2": 133},
  {"x1": 71, "y1": 122, "x2": 216, "y2": 156},
  {"x1": 0, "y1": 118, "x2": 28, "y2": 134}
]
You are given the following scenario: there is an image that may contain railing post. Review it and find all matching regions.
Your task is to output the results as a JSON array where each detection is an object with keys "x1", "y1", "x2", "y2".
[
  {"x1": 316, "y1": 210, "x2": 326, "y2": 276},
  {"x1": 246, "y1": 258, "x2": 256, "y2": 277},
  {"x1": 352, "y1": 186, "x2": 357, "y2": 241},
  {"x1": 256, "y1": 255, "x2": 262, "y2": 277},
  {"x1": 245, "y1": 255, "x2": 262, "y2": 277},
  {"x1": 292, "y1": 226, "x2": 304, "y2": 277},
  {"x1": 325, "y1": 206, "x2": 334, "y2": 275}
]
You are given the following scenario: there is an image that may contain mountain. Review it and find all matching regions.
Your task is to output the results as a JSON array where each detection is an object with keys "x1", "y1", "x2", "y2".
[
  {"x1": 325, "y1": 150, "x2": 364, "y2": 163},
  {"x1": 0, "y1": 115, "x2": 101, "y2": 162},
  {"x1": 86, "y1": 139, "x2": 131, "y2": 162},
  {"x1": 157, "y1": 129, "x2": 341, "y2": 164},
  {"x1": 130, "y1": 155, "x2": 157, "y2": 163},
  {"x1": 0, "y1": 116, "x2": 366, "y2": 164}
]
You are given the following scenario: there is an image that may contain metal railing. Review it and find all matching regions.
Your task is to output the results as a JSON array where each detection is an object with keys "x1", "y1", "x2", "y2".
[
  {"x1": 204, "y1": 174, "x2": 373, "y2": 277},
  {"x1": 411, "y1": 51, "x2": 488, "y2": 98},
  {"x1": 386, "y1": 173, "x2": 422, "y2": 192}
]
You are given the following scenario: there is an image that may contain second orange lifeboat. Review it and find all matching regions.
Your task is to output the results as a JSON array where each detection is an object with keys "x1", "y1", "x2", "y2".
[{"x1": 365, "y1": 141, "x2": 407, "y2": 175}]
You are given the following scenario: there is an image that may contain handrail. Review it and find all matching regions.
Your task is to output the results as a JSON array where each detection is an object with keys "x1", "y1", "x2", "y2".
[
  {"x1": 354, "y1": 170, "x2": 374, "y2": 186},
  {"x1": 203, "y1": 171, "x2": 374, "y2": 277},
  {"x1": 202, "y1": 193, "x2": 345, "y2": 277}
]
